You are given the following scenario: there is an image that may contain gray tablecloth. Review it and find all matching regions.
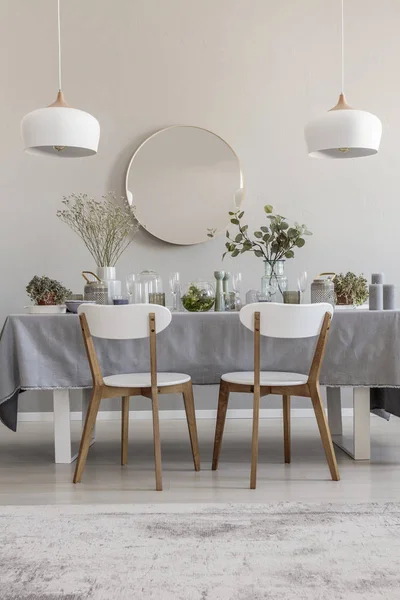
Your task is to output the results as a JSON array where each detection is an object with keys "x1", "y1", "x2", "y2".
[{"x1": 1, "y1": 310, "x2": 400, "y2": 431}]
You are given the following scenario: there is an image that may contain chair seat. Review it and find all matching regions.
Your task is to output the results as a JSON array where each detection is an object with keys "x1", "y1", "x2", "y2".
[
  {"x1": 103, "y1": 372, "x2": 191, "y2": 388},
  {"x1": 221, "y1": 371, "x2": 308, "y2": 386}
]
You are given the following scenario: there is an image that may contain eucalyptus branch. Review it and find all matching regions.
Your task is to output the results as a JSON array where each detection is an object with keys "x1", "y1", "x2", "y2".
[
  {"x1": 57, "y1": 192, "x2": 139, "y2": 267},
  {"x1": 223, "y1": 204, "x2": 312, "y2": 276}
]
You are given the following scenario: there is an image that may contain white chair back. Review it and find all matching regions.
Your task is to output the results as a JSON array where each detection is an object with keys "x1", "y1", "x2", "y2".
[
  {"x1": 77, "y1": 304, "x2": 172, "y2": 340},
  {"x1": 240, "y1": 302, "x2": 333, "y2": 339}
]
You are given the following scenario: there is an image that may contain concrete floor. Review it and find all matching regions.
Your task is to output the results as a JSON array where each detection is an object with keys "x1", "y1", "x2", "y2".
[{"x1": 1, "y1": 415, "x2": 400, "y2": 505}]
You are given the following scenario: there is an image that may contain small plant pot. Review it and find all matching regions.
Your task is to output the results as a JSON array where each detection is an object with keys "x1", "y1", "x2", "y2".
[
  {"x1": 25, "y1": 305, "x2": 67, "y2": 314},
  {"x1": 336, "y1": 294, "x2": 353, "y2": 306},
  {"x1": 37, "y1": 294, "x2": 57, "y2": 306},
  {"x1": 333, "y1": 273, "x2": 368, "y2": 308}
]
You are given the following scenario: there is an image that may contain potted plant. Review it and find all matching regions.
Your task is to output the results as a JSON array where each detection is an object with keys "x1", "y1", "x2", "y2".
[
  {"x1": 223, "y1": 204, "x2": 312, "y2": 299},
  {"x1": 334, "y1": 272, "x2": 368, "y2": 306},
  {"x1": 57, "y1": 192, "x2": 139, "y2": 301},
  {"x1": 26, "y1": 276, "x2": 72, "y2": 313}
]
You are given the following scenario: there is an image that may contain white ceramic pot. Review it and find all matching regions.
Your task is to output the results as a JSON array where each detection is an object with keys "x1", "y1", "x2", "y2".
[
  {"x1": 25, "y1": 305, "x2": 67, "y2": 314},
  {"x1": 97, "y1": 267, "x2": 121, "y2": 304}
]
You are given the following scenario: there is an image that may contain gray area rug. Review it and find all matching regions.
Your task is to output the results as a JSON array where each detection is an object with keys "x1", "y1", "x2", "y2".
[{"x1": 1, "y1": 503, "x2": 400, "y2": 599}]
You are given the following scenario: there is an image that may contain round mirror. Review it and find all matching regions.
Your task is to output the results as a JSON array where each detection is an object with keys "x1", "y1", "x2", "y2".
[{"x1": 125, "y1": 126, "x2": 243, "y2": 245}]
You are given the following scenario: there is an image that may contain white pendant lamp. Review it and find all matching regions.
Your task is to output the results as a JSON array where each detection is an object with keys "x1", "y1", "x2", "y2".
[
  {"x1": 304, "y1": 0, "x2": 382, "y2": 159},
  {"x1": 21, "y1": 0, "x2": 100, "y2": 157}
]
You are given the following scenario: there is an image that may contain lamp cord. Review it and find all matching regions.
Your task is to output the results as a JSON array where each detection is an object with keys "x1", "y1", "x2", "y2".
[
  {"x1": 57, "y1": 0, "x2": 62, "y2": 91},
  {"x1": 341, "y1": 0, "x2": 344, "y2": 94}
]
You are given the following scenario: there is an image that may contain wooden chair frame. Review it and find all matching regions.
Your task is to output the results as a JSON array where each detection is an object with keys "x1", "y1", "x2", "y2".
[
  {"x1": 212, "y1": 311, "x2": 340, "y2": 489},
  {"x1": 73, "y1": 312, "x2": 200, "y2": 491}
]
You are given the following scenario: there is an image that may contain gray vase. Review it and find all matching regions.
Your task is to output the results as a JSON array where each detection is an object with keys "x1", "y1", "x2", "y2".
[
  {"x1": 223, "y1": 272, "x2": 230, "y2": 295},
  {"x1": 214, "y1": 271, "x2": 225, "y2": 311}
]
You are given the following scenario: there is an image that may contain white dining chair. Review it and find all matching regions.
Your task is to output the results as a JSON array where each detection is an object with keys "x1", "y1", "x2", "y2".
[
  {"x1": 74, "y1": 304, "x2": 200, "y2": 491},
  {"x1": 212, "y1": 302, "x2": 339, "y2": 489}
]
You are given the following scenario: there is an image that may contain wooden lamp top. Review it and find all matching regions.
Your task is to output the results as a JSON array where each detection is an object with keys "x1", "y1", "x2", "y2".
[
  {"x1": 48, "y1": 90, "x2": 69, "y2": 108},
  {"x1": 329, "y1": 93, "x2": 352, "y2": 111}
]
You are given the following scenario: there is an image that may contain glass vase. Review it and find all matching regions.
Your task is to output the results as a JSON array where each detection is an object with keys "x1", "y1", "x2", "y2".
[
  {"x1": 261, "y1": 260, "x2": 288, "y2": 302},
  {"x1": 181, "y1": 281, "x2": 215, "y2": 312},
  {"x1": 135, "y1": 270, "x2": 163, "y2": 303}
]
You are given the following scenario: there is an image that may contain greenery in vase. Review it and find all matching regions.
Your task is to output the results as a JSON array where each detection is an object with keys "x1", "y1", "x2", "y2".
[
  {"x1": 223, "y1": 204, "x2": 312, "y2": 288},
  {"x1": 57, "y1": 192, "x2": 139, "y2": 267},
  {"x1": 26, "y1": 276, "x2": 72, "y2": 305},
  {"x1": 334, "y1": 272, "x2": 368, "y2": 306},
  {"x1": 181, "y1": 285, "x2": 215, "y2": 312}
]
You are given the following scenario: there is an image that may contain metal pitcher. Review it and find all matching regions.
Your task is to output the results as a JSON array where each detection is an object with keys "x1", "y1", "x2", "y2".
[{"x1": 82, "y1": 271, "x2": 109, "y2": 305}]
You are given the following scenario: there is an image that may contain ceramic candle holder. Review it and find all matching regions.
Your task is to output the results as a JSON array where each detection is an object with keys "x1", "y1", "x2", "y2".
[
  {"x1": 149, "y1": 293, "x2": 166, "y2": 306},
  {"x1": 283, "y1": 291, "x2": 301, "y2": 304}
]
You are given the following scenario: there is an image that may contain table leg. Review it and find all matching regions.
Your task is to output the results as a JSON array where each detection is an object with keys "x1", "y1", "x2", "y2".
[
  {"x1": 53, "y1": 388, "x2": 96, "y2": 464},
  {"x1": 53, "y1": 390, "x2": 72, "y2": 464},
  {"x1": 328, "y1": 386, "x2": 371, "y2": 460},
  {"x1": 353, "y1": 387, "x2": 371, "y2": 460}
]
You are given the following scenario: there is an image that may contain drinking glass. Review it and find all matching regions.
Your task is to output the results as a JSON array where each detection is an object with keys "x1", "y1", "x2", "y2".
[
  {"x1": 126, "y1": 274, "x2": 136, "y2": 303},
  {"x1": 297, "y1": 271, "x2": 308, "y2": 303},
  {"x1": 232, "y1": 272, "x2": 242, "y2": 294},
  {"x1": 231, "y1": 272, "x2": 242, "y2": 310},
  {"x1": 169, "y1": 272, "x2": 181, "y2": 311},
  {"x1": 246, "y1": 289, "x2": 259, "y2": 304},
  {"x1": 113, "y1": 296, "x2": 129, "y2": 305}
]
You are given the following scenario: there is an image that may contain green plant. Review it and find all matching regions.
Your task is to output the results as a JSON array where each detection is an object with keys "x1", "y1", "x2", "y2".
[
  {"x1": 334, "y1": 272, "x2": 368, "y2": 306},
  {"x1": 26, "y1": 276, "x2": 72, "y2": 305},
  {"x1": 57, "y1": 192, "x2": 139, "y2": 267},
  {"x1": 223, "y1": 204, "x2": 311, "y2": 264},
  {"x1": 181, "y1": 285, "x2": 215, "y2": 312}
]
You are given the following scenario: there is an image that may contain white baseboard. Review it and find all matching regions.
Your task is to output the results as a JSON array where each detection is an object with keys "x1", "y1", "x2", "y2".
[{"x1": 18, "y1": 408, "x2": 354, "y2": 423}]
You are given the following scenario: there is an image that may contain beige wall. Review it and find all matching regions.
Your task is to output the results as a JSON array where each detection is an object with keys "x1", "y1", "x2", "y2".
[{"x1": 0, "y1": 0, "x2": 396, "y2": 412}]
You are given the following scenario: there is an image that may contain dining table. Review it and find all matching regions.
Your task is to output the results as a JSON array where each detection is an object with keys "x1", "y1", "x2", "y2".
[{"x1": 1, "y1": 309, "x2": 400, "y2": 463}]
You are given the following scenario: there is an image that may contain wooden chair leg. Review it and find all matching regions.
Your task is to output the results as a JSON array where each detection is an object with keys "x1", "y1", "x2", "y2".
[
  {"x1": 310, "y1": 387, "x2": 340, "y2": 481},
  {"x1": 212, "y1": 380, "x2": 230, "y2": 470},
  {"x1": 151, "y1": 391, "x2": 163, "y2": 491},
  {"x1": 283, "y1": 395, "x2": 291, "y2": 464},
  {"x1": 250, "y1": 387, "x2": 261, "y2": 489},
  {"x1": 182, "y1": 382, "x2": 200, "y2": 471},
  {"x1": 73, "y1": 388, "x2": 102, "y2": 483},
  {"x1": 121, "y1": 396, "x2": 129, "y2": 466}
]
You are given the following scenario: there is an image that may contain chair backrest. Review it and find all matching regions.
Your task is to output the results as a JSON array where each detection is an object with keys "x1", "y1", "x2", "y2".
[
  {"x1": 77, "y1": 304, "x2": 172, "y2": 340},
  {"x1": 240, "y1": 302, "x2": 333, "y2": 338}
]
